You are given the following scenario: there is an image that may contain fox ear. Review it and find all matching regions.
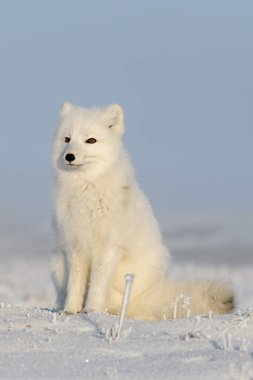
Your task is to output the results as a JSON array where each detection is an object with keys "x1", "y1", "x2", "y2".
[
  {"x1": 106, "y1": 104, "x2": 124, "y2": 136},
  {"x1": 60, "y1": 102, "x2": 74, "y2": 119}
]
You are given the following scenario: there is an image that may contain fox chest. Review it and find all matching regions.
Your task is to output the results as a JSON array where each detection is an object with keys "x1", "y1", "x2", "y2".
[{"x1": 57, "y1": 190, "x2": 122, "y2": 253}]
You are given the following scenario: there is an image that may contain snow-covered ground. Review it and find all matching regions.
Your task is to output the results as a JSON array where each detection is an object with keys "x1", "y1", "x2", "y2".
[
  {"x1": 0, "y1": 211, "x2": 252, "y2": 379},
  {"x1": 1, "y1": 305, "x2": 253, "y2": 380}
]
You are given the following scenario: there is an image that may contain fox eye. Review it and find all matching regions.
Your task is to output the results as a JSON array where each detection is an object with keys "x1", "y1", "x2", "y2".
[
  {"x1": 86, "y1": 138, "x2": 97, "y2": 144},
  {"x1": 65, "y1": 137, "x2": 71, "y2": 143}
]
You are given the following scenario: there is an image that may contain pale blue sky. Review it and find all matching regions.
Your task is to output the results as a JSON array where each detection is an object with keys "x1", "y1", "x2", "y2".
[{"x1": 1, "y1": 0, "x2": 252, "y2": 217}]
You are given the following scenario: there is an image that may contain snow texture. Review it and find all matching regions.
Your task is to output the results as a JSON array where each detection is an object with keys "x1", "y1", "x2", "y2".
[{"x1": 0, "y1": 305, "x2": 253, "y2": 379}]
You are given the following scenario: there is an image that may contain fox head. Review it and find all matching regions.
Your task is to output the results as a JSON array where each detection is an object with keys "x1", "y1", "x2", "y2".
[{"x1": 52, "y1": 103, "x2": 125, "y2": 181}]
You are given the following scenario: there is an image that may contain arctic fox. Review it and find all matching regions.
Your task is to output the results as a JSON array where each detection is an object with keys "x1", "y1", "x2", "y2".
[{"x1": 51, "y1": 103, "x2": 234, "y2": 320}]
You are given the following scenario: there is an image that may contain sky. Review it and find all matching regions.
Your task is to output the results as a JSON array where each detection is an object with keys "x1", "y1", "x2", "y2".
[{"x1": 0, "y1": 0, "x2": 252, "y2": 220}]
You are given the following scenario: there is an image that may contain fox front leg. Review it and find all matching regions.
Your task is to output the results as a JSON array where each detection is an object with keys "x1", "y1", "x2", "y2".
[
  {"x1": 64, "y1": 253, "x2": 89, "y2": 314},
  {"x1": 85, "y1": 250, "x2": 120, "y2": 313}
]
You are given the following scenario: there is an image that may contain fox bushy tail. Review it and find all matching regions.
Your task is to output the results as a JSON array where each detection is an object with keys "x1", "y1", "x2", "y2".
[{"x1": 126, "y1": 279, "x2": 235, "y2": 320}]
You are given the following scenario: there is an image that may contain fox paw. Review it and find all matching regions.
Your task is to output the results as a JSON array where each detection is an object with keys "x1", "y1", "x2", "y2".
[
  {"x1": 63, "y1": 301, "x2": 83, "y2": 315},
  {"x1": 84, "y1": 302, "x2": 105, "y2": 314}
]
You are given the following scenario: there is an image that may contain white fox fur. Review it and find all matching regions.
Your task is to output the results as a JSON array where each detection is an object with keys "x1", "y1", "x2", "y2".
[{"x1": 51, "y1": 103, "x2": 234, "y2": 320}]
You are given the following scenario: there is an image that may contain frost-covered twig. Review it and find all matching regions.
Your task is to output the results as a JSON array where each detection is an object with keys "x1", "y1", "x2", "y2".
[
  {"x1": 222, "y1": 332, "x2": 232, "y2": 351},
  {"x1": 245, "y1": 306, "x2": 253, "y2": 319},
  {"x1": 217, "y1": 306, "x2": 253, "y2": 351},
  {"x1": 105, "y1": 273, "x2": 135, "y2": 341},
  {"x1": 226, "y1": 305, "x2": 253, "y2": 331},
  {"x1": 171, "y1": 294, "x2": 191, "y2": 320},
  {"x1": 117, "y1": 274, "x2": 135, "y2": 337},
  {"x1": 239, "y1": 338, "x2": 250, "y2": 353},
  {"x1": 173, "y1": 295, "x2": 180, "y2": 320},
  {"x1": 185, "y1": 316, "x2": 211, "y2": 341}
]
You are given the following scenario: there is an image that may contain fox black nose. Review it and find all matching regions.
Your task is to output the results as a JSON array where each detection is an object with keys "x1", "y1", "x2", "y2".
[{"x1": 65, "y1": 153, "x2": 75, "y2": 162}]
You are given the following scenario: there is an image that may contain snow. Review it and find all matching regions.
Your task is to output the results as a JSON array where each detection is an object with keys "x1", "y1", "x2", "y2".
[
  {"x1": 0, "y1": 305, "x2": 253, "y2": 379},
  {"x1": 0, "y1": 212, "x2": 253, "y2": 379}
]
